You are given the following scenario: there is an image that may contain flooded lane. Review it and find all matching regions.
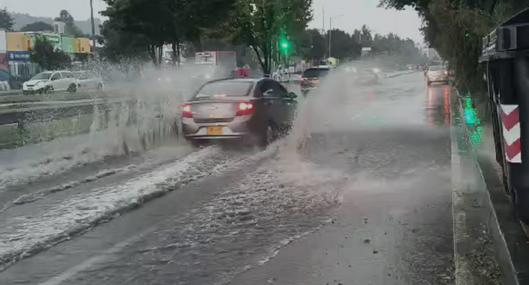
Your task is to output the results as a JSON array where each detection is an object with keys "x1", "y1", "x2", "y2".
[{"x1": 0, "y1": 71, "x2": 456, "y2": 285}]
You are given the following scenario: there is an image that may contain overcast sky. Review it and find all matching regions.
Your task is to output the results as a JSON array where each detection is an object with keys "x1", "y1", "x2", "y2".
[
  {"x1": 309, "y1": 0, "x2": 423, "y2": 43},
  {"x1": 0, "y1": 0, "x2": 107, "y2": 20},
  {"x1": 0, "y1": 0, "x2": 424, "y2": 43}
]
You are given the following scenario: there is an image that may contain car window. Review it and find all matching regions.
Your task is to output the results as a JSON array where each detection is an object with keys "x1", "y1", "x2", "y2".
[
  {"x1": 260, "y1": 80, "x2": 280, "y2": 97},
  {"x1": 303, "y1": 68, "x2": 330, "y2": 78},
  {"x1": 429, "y1": 66, "x2": 445, "y2": 71},
  {"x1": 278, "y1": 84, "x2": 288, "y2": 97},
  {"x1": 50, "y1": 73, "x2": 61, "y2": 81},
  {"x1": 270, "y1": 81, "x2": 288, "y2": 97},
  {"x1": 61, "y1": 72, "x2": 74, "y2": 78},
  {"x1": 195, "y1": 81, "x2": 253, "y2": 99},
  {"x1": 31, "y1": 72, "x2": 52, "y2": 80}
]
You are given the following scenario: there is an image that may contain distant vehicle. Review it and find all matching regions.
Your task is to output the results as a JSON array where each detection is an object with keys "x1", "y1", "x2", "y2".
[
  {"x1": 425, "y1": 65, "x2": 449, "y2": 85},
  {"x1": 74, "y1": 71, "x2": 104, "y2": 91},
  {"x1": 354, "y1": 69, "x2": 379, "y2": 85},
  {"x1": 22, "y1": 71, "x2": 78, "y2": 95},
  {"x1": 181, "y1": 78, "x2": 298, "y2": 146},
  {"x1": 290, "y1": 72, "x2": 303, "y2": 83},
  {"x1": 300, "y1": 66, "x2": 331, "y2": 95}
]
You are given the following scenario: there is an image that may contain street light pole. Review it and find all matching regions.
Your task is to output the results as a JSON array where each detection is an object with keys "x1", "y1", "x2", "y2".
[
  {"x1": 328, "y1": 15, "x2": 343, "y2": 59},
  {"x1": 90, "y1": 0, "x2": 96, "y2": 56},
  {"x1": 328, "y1": 17, "x2": 332, "y2": 58}
]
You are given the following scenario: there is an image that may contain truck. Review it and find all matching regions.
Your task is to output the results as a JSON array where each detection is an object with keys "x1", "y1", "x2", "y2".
[{"x1": 480, "y1": 8, "x2": 529, "y2": 231}]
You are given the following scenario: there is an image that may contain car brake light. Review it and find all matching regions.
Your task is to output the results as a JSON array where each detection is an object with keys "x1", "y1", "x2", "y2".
[
  {"x1": 236, "y1": 101, "x2": 255, "y2": 116},
  {"x1": 181, "y1": 104, "x2": 193, "y2": 118}
]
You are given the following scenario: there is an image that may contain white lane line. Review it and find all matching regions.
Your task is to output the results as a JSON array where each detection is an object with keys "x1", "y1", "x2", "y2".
[{"x1": 38, "y1": 225, "x2": 157, "y2": 285}]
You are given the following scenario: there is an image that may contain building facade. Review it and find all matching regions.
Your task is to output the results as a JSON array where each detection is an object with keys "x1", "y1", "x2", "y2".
[{"x1": 2, "y1": 30, "x2": 92, "y2": 87}]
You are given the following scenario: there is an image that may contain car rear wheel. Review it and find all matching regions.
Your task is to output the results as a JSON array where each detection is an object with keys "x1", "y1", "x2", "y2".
[
  {"x1": 41, "y1": 86, "x2": 53, "y2": 94},
  {"x1": 259, "y1": 123, "x2": 278, "y2": 147}
]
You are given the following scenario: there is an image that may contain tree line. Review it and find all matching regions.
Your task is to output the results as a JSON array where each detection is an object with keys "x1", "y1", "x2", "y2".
[
  {"x1": 381, "y1": 0, "x2": 529, "y2": 89},
  {"x1": 0, "y1": 2, "x2": 425, "y2": 73},
  {"x1": 301, "y1": 26, "x2": 425, "y2": 64}
]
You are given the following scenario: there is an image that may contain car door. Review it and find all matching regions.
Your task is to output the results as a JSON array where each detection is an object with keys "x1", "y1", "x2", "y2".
[
  {"x1": 90, "y1": 72, "x2": 101, "y2": 89},
  {"x1": 61, "y1": 72, "x2": 75, "y2": 90},
  {"x1": 50, "y1": 72, "x2": 62, "y2": 91},
  {"x1": 268, "y1": 81, "x2": 296, "y2": 127},
  {"x1": 277, "y1": 82, "x2": 297, "y2": 126},
  {"x1": 76, "y1": 72, "x2": 88, "y2": 89},
  {"x1": 259, "y1": 80, "x2": 283, "y2": 125}
]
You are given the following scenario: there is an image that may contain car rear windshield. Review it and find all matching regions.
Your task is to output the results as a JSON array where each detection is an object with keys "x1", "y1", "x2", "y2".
[
  {"x1": 31, "y1": 72, "x2": 52, "y2": 80},
  {"x1": 195, "y1": 81, "x2": 253, "y2": 99},
  {"x1": 429, "y1": 66, "x2": 445, "y2": 71},
  {"x1": 303, "y1": 68, "x2": 330, "y2": 78}
]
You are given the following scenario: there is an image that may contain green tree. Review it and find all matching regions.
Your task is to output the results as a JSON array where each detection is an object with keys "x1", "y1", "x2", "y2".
[
  {"x1": 0, "y1": 8, "x2": 14, "y2": 31},
  {"x1": 326, "y1": 29, "x2": 361, "y2": 60},
  {"x1": 102, "y1": 0, "x2": 235, "y2": 66},
  {"x1": 99, "y1": 15, "x2": 150, "y2": 62},
  {"x1": 231, "y1": 0, "x2": 313, "y2": 74},
  {"x1": 55, "y1": 10, "x2": 84, "y2": 37},
  {"x1": 30, "y1": 37, "x2": 71, "y2": 70},
  {"x1": 20, "y1": 21, "x2": 54, "y2": 32},
  {"x1": 300, "y1": 29, "x2": 327, "y2": 61}
]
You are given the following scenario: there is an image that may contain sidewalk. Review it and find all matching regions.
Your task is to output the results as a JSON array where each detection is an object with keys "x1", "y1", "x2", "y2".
[{"x1": 460, "y1": 90, "x2": 529, "y2": 284}]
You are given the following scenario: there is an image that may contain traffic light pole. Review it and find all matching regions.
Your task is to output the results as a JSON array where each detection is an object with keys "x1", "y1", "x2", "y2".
[
  {"x1": 328, "y1": 18, "x2": 332, "y2": 58},
  {"x1": 90, "y1": 0, "x2": 96, "y2": 56}
]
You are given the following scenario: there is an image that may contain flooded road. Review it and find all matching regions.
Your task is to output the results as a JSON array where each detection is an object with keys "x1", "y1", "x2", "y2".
[{"x1": 0, "y1": 72, "x2": 457, "y2": 284}]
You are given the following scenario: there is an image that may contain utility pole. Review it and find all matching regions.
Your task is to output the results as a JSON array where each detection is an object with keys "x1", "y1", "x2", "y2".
[
  {"x1": 322, "y1": 7, "x2": 325, "y2": 33},
  {"x1": 90, "y1": 0, "x2": 96, "y2": 57},
  {"x1": 328, "y1": 17, "x2": 332, "y2": 58},
  {"x1": 328, "y1": 15, "x2": 343, "y2": 59}
]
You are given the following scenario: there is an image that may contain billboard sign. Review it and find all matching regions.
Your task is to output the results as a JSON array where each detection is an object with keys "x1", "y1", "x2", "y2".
[{"x1": 8, "y1": 51, "x2": 31, "y2": 62}]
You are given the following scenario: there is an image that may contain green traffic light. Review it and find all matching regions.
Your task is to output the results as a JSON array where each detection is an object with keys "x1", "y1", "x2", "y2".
[{"x1": 279, "y1": 36, "x2": 290, "y2": 54}]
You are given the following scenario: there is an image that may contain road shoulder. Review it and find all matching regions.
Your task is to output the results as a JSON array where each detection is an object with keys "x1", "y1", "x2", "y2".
[{"x1": 450, "y1": 91, "x2": 506, "y2": 285}]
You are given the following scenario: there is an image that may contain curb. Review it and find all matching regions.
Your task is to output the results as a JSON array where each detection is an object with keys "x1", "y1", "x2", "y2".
[{"x1": 451, "y1": 91, "x2": 516, "y2": 285}]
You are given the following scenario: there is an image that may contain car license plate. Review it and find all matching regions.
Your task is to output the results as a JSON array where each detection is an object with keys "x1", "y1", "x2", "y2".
[{"x1": 207, "y1": 126, "x2": 223, "y2": 136}]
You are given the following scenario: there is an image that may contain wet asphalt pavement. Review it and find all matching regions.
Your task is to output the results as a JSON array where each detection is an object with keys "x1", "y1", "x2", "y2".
[{"x1": 0, "y1": 72, "x2": 455, "y2": 284}]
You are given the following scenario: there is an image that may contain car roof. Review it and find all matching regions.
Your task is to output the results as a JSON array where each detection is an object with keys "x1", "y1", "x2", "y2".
[
  {"x1": 305, "y1": 67, "x2": 330, "y2": 70},
  {"x1": 205, "y1": 78, "x2": 266, "y2": 84}
]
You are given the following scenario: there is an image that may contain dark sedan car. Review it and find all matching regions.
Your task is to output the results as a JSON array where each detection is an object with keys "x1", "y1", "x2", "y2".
[
  {"x1": 181, "y1": 78, "x2": 297, "y2": 146},
  {"x1": 300, "y1": 66, "x2": 330, "y2": 95}
]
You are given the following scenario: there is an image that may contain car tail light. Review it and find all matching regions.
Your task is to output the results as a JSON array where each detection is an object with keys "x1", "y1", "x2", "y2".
[
  {"x1": 181, "y1": 104, "x2": 193, "y2": 118},
  {"x1": 236, "y1": 101, "x2": 255, "y2": 116}
]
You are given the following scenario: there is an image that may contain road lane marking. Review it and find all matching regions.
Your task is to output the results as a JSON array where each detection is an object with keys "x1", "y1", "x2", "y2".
[{"x1": 39, "y1": 225, "x2": 158, "y2": 285}]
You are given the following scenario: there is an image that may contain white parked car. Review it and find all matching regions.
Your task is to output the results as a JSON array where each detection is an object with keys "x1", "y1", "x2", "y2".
[
  {"x1": 22, "y1": 71, "x2": 78, "y2": 95},
  {"x1": 74, "y1": 71, "x2": 104, "y2": 91}
]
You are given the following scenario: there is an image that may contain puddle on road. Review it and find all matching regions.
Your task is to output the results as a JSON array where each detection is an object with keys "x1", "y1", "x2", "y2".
[{"x1": 57, "y1": 152, "x2": 349, "y2": 285}]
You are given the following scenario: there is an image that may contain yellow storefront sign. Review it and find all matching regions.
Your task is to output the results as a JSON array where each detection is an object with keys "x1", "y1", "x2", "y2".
[
  {"x1": 75, "y1": 38, "x2": 91, "y2": 54},
  {"x1": 7, "y1": 33, "x2": 32, "y2": 51}
]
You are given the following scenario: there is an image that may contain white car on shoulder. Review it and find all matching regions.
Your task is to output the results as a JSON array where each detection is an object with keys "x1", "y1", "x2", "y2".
[
  {"x1": 74, "y1": 71, "x2": 104, "y2": 91},
  {"x1": 22, "y1": 71, "x2": 78, "y2": 95}
]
